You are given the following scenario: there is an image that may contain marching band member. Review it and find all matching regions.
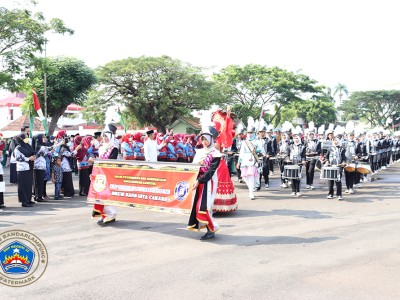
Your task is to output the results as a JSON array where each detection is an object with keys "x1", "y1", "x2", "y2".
[
  {"x1": 304, "y1": 122, "x2": 321, "y2": 190},
  {"x1": 343, "y1": 132, "x2": 361, "y2": 194},
  {"x1": 288, "y1": 134, "x2": 306, "y2": 197},
  {"x1": 355, "y1": 133, "x2": 370, "y2": 185},
  {"x1": 236, "y1": 121, "x2": 264, "y2": 200},
  {"x1": 265, "y1": 125, "x2": 277, "y2": 175},
  {"x1": 369, "y1": 132, "x2": 378, "y2": 173},
  {"x1": 324, "y1": 136, "x2": 346, "y2": 200},
  {"x1": 256, "y1": 125, "x2": 271, "y2": 191},
  {"x1": 277, "y1": 131, "x2": 291, "y2": 188},
  {"x1": 188, "y1": 126, "x2": 221, "y2": 240}
]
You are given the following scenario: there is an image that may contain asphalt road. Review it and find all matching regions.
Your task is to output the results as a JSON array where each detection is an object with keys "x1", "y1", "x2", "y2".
[{"x1": 1, "y1": 163, "x2": 400, "y2": 299}]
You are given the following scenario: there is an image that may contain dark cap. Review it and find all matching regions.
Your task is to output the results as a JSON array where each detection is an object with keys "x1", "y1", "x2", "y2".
[{"x1": 146, "y1": 129, "x2": 154, "y2": 135}]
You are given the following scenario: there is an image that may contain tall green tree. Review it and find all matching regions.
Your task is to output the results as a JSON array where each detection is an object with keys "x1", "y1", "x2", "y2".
[
  {"x1": 340, "y1": 90, "x2": 400, "y2": 128},
  {"x1": 22, "y1": 57, "x2": 97, "y2": 135},
  {"x1": 92, "y1": 56, "x2": 224, "y2": 131},
  {"x1": 333, "y1": 82, "x2": 349, "y2": 104},
  {"x1": 0, "y1": 1, "x2": 73, "y2": 90},
  {"x1": 275, "y1": 99, "x2": 337, "y2": 128},
  {"x1": 212, "y1": 64, "x2": 323, "y2": 123}
]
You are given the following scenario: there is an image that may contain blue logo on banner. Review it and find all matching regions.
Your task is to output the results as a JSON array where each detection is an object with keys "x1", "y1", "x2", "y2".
[
  {"x1": 0, "y1": 241, "x2": 35, "y2": 274},
  {"x1": 174, "y1": 181, "x2": 189, "y2": 201}
]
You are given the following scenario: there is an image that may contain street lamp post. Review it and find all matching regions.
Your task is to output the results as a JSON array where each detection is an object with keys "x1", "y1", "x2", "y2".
[{"x1": 44, "y1": 39, "x2": 47, "y2": 119}]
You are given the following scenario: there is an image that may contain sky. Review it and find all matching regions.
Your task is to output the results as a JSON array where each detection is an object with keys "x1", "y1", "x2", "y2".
[{"x1": 3, "y1": 0, "x2": 400, "y2": 96}]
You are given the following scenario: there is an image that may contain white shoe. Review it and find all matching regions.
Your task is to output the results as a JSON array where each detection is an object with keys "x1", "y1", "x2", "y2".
[
  {"x1": 249, "y1": 194, "x2": 255, "y2": 200},
  {"x1": 349, "y1": 189, "x2": 354, "y2": 194},
  {"x1": 296, "y1": 192, "x2": 302, "y2": 197},
  {"x1": 306, "y1": 185, "x2": 311, "y2": 189},
  {"x1": 338, "y1": 196, "x2": 343, "y2": 201},
  {"x1": 344, "y1": 189, "x2": 350, "y2": 194},
  {"x1": 264, "y1": 184, "x2": 269, "y2": 190},
  {"x1": 310, "y1": 185, "x2": 315, "y2": 190},
  {"x1": 291, "y1": 192, "x2": 296, "y2": 196},
  {"x1": 281, "y1": 183, "x2": 288, "y2": 188},
  {"x1": 327, "y1": 195, "x2": 333, "y2": 199},
  {"x1": 356, "y1": 184, "x2": 362, "y2": 188}
]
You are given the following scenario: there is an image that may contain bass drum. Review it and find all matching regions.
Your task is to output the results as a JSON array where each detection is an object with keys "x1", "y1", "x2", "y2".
[
  {"x1": 356, "y1": 163, "x2": 371, "y2": 175},
  {"x1": 344, "y1": 163, "x2": 356, "y2": 172}
]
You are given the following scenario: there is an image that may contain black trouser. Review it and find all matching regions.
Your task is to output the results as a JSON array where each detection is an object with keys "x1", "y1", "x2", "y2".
[
  {"x1": 0, "y1": 174, "x2": 4, "y2": 205},
  {"x1": 354, "y1": 170, "x2": 361, "y2": 185},
  {"x1": 34, "y1": 169, "x2": 45, "y2": 200},
  {"x1": 377, "y1": 154, "x2": 382, "y2": 170},
  {"x1": 291, "y1": 179, "x2": 300, "y2": 192},
  {"x1": 79, "y1": 168, "x2": 90, "y2": 195},
  {"x1": 43, "y1": 180, "x2": 48, "y2": 197},
  {"x1": 386, "y1": 151, "x2": 391, "y2": 166},
  {"x1": 62, "y1": 171, "x2": 75, "y2": 197},
  {"x1": 227, "y1": 155, "x2": 235, "y2": 177},
  {"x1": 370, "y1": 155, "x2": 375, "y2": 172},
  {"x1": 290, "y1": 165, "x2": 302, "y2": 192},
  {"x1": 328, "y1": 170, "x2": 343, "y2": 196},
  {"x1": 73, "y1": 157, "x2": 78, "y2": 174},
  {"x1": 18, "y1": 169, "x2": 33, "y2": 204},
  {"x1": 260, "y1": 157, "x2": 270, "y2": 185},
  {"x1": 269, "y1": 159, "x2": 274, "y2": 173},
  {"x1": 344, "y1": 170, "x2": 355, "y2": 189},
  {"x1": 234, "y1": 155, "x2": 241, "y2": 180},
  {"x1": 305, "y1": 159, "x2": 317, "y2": 185},
  {"x1": 279, "y1": 160, "x2": 290, "y2": 183}
]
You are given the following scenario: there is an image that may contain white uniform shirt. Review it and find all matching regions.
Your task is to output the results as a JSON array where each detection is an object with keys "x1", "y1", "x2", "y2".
[{"x1": 143, "y1": 139, "x2": 163, "y2": 162}]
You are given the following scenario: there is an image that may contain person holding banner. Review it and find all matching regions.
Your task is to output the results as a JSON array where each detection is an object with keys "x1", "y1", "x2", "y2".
[
  {"x1": 188, "y1": 126, "x2": 222, "y2": 240},
  {"x1": 90, "y1": 126, "x2": 119, "y2": 225}
]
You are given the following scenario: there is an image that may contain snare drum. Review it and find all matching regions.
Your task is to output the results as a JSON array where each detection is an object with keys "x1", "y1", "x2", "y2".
[
  {"x1": 320, "y1": 166, "x2": 339, "y2": 181},
  {"x1": 344, "y1": 163, "x2": 356, "y2": 172},
  {"x1": 356, "y1": 163, "x2": 371, "y2": 175},
  {"x1": 283, "y1": 165, "x2": 301, "y2": 179}
]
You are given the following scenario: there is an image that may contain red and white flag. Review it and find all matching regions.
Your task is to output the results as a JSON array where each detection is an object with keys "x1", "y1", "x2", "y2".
[
  {"x1": 32, "y1": 89, "x2": 48, "y2": 134},
  {"x1": 32, "y1": 89, "x2": 45, "y2": 120}
]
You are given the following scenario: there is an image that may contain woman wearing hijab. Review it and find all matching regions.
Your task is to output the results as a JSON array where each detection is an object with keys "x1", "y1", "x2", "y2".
[
  {"x1": 90, "y1": 126, "x2": 119, "y2": 225},
  {"x1": 120, "y1": 133, "x2": 135, "y2": 160},
  {"x1": 54, "y1": 131, "x2": 75, "y2": 198},
  {"x1": 236, "y1": 127, "x2": 265, "y2": 200},
  {"x1": 288, "y1": 134, "x2": 306, "y2": 197},
  {"x1": 42, "y1": 135, "x2": 53, "y2": 200},
  {"x1": 32, "y1": 134, "x2": 48, "y2": 202},
  {"x1": 14, "y1": 134, "x2": 35, "y2": 207},
  {"x1": 9, "y1": 136, "x2": 18, "y2": 184},
  {"x1": 0, "y1": 147, "x2": 5, "y2": 208},
  {"x1": 72, "y1": 135, "x2": 91, "y2": 196},
  {"x1": 187, "y1": 126, "x2": 222, "y2": 240}
]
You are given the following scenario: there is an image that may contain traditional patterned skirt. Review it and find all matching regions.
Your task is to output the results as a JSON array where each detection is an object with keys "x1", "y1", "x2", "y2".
[{"x1": 213, "y1": 159, "x2": 238, "y2": 212}]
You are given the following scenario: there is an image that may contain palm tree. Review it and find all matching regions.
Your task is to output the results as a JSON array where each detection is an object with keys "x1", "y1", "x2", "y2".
[{"x1": 333, "y1": 83, "x2": 349, "y2": 104}]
